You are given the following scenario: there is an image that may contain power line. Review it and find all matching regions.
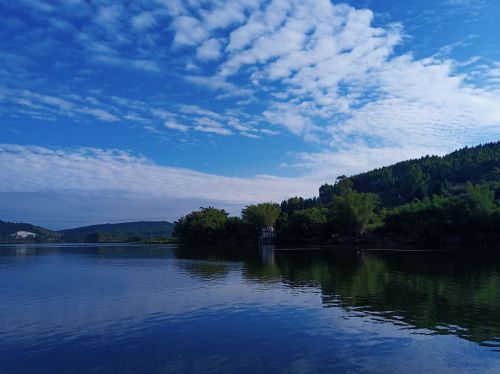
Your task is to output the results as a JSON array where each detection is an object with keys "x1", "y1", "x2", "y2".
[
  {"x1": 0, "y1": 204, "x2": 246, "y2": 213},
  {"x1": 11, "y1": 210, "x2": 243, "y2": 224},
  {"x1": 28, "y1": 216, "x2": 181, "y2": 223}
]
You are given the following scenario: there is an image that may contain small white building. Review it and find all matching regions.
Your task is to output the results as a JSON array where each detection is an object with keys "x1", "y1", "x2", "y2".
[
  {"x1": 11, "y1": 231, "x2": 37, "y2": 239},
  {"x1": 259, "y1": 226, "x2": 275, "y2": 244},
  {"x1": 261, "y1": 226, "x2": 274, "y2": 239}
]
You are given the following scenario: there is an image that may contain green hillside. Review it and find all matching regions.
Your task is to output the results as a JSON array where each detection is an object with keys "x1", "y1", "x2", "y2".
[
  {"x1": 175, "y1": 142, "x2": 500, "y2": 246},
  {"x1": 0, "y1": 221, "x2": 60, "y2": 243},
  {"x1": 333, "y1": 142, "x2": 500, "y2": 207},
  {"x1": 59, "y1": 221, "x2": 175, "y2": 242}
]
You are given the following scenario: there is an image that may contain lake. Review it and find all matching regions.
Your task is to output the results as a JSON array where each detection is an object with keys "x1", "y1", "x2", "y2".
[{"x1": 1, "y1": 244, "x2": 500, "y2": 373}]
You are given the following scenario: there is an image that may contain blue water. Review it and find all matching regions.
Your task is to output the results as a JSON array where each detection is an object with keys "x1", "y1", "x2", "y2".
[{"x1": 1, "y1": 244, "x2": 500, "y2": 373}]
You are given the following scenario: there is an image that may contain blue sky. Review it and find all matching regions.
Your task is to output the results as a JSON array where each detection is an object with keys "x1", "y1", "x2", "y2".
[{"x1": 1, "y1": 0, "x2": 499, "y2": 228}]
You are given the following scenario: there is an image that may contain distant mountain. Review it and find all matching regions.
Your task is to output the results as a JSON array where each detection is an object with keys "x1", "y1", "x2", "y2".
[
  {"x1": 0, "y1": 220, "x2": 60, "y2": 243},
  {"x1": 337, "y1": 142, "x2": 500, "y2": 207},
  {"x1": 59, "y1": 221, "x2": 175, "y2": 242},
  {"x1": 0, "y1": 220, "x2": 175, "y2": 243}
]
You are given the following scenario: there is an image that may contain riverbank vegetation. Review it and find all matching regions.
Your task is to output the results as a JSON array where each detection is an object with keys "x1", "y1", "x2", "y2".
[{"x1": 174, "y1": 142, "x2": 500, "y2": 246}]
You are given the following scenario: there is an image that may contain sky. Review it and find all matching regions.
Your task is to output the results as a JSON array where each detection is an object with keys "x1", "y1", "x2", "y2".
[{"x1": 1, "y1": 0, "x2": 499, "y2": 228}]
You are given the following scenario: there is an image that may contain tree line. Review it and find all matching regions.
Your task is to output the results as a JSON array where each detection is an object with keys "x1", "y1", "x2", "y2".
[{"x1": 173, "y1": 142, "x2": 500, "y2": 246}]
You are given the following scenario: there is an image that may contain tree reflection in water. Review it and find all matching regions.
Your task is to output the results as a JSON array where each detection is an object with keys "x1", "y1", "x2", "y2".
[{"x1": 174, "y1": 244, "x2": 500, "y2": 348}]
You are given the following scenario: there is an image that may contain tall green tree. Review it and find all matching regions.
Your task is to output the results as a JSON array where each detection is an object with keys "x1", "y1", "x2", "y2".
[
  {"x1": 466, "y1": 183, "x2": 495, "y2": 217},
  {"x1": 319, "y1": 176, "x2": 354, "y2": 205},
  {"x1": 242, "y1": 203, "x2": 281, "y2": 229},
  {"x1": 277, "y1": 207, "x2": 329, "y2": 244},
  {"x1": 173, "y1": 207, "x2": 229, "y2": 243},
  {"x1": 331, "y1": 191, "x2": 379, "y2": 236},
  {"x1": 400, "y1": 165, "x2": 430, "y2": 201},
  {"x1": 334, "y1": 175, "x2": 354, "y2": 196}
]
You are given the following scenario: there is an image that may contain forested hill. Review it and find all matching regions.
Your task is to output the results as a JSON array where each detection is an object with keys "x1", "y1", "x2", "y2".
[
  {"x1": 59, "y1": 221, "x2": 174, "y2": 242},
  {"x1": 324, "y1": 142, "x2": 500, "y2": 207},
  {"x1": 0, "y1": 221, "x2": 60, "y2": 242},
  {"x1": 0, "y1": 220, "x2": 175, "y2": 243},
  {"x1": 174, "y1": 142, "x2": 500, "y2": 247}
]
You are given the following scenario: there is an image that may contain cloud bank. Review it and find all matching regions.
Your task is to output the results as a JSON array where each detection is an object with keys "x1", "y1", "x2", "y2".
[{"x1": 0, "y1": 144, "x2": 317, "y2": 202}]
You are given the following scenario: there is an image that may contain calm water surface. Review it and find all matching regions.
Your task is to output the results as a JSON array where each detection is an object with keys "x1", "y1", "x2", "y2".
[{"x1": 1, "y1": 244, "x2": 500, "y2": 373}]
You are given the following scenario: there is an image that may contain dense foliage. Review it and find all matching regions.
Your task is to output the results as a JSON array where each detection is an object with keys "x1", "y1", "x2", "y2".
[
  {"x1": 174, "y1": 143, "x2": 500, "y2": 246},
  {"x1": 173, "y1": 207, "x2": 231, "y2": 244},
  {"x1": 344, "y1": 141, "x2": 500, "y2": 207},
  {"x1": 241, "y1": 202, "x2": 281, "y2": 236}
]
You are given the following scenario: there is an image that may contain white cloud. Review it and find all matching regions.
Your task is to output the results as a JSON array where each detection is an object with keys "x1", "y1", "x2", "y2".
[
  {"x1": 19, "y1": 0, "x2": 54, "y2": 13},
  {"x1": 96, "y1": 4, "x2": 123, "y2": 26},
  {"x1": 226, "y1": 0, "x2": 292, "y2": 52},
  {"x1": 1, "y1": 87, "x2": 264, "y2": 140},
  {"x1": 194, "y1": 126, "x2": 232, "y2": 135},
  {"x1": 3, "y1": 89, "x2": 121, "y2": 122},
  {"x1": 91, "y1": 55, "x2": 160, "y2": 72},
  {"x1": 130, "y1": 59, "x2": 161, "y2": 72},
  {"x1": 185, "y1": 60, "x2": 199, "y2": 71},
  {"x1": 158, "y1": 0, "x2": 186, "y2": 17},
  {"x1": 331, "y1": 56, "x2": 500, "y2": 149},
  {"x1": 184, "y1": 74, "x2": 252, "y2": 96},
  {"x1": 200, "y1": 1, "x2": 252, "y2": 31},
  {"x1": 165, "y1": 120, "x2": 189, "y2": 132},
  {"x1": 132, "y1": 11, "x2": 156, "y2": 30},
  {"x1": 196, "y1": 38, "x2": 222, "y2": 60},
  {"x1": 294, "y1": 145, "x2": 446, "y2": 178},
  {"x1": 180, "y1": 104, "x2": 222, "y2": 119},
  {"x1": 172, "y1": 16, "x2": 207, "y2": 46},
  {"x1": 259, "y1": 128, "x2": 280, "y2": 136},
  {"x1": 263, "y1": 102, "x2": 316, "y2": 137},
  {"x1": 179, "y1": 0, "x2": 500, "y2": 154},
  {"x1": 194, "y1": 116, "x2": 233, "y2": 135},
  {"x1": 151, "y1": 108, "x2": 174, "y2": 120},
  {"x1": 79, "y1": 108, "x2": 118, "y2": 122},
  {"x1": 240, "y1": 131, "x2": 259, "y2": 139},
  {"x1": 0, "y1": 144, "x2": 320, "y2": 204},
  {"x1": 4, "y1": 0, "x2": 500, "y2": 189},
  {"x1": 445, "y1": 0, "x2": 484, "y2": 5}
]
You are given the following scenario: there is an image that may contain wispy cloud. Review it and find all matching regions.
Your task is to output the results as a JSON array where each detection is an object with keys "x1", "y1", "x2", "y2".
[
  {"x1": 172, "y1": 16, "x2": 207, "y2": 46},
  {"x1": 0, "y1": 87, "x2": 274, "y2": 138},
  {"x1": 165, "y1": 120, "x2": 189, "y2": 132},
  {"x1": 196, "y1": 38, "x2": 222, "y2": 61},
  {"x1": 2, "y1": 89, "x2": 120, "y2": 122},
  {"x1": 131, "y1": 11, "x2": 156, "y2": 30},
  {"x1": 0, "y1": 144, "x2": 320, "y2": 203}
]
